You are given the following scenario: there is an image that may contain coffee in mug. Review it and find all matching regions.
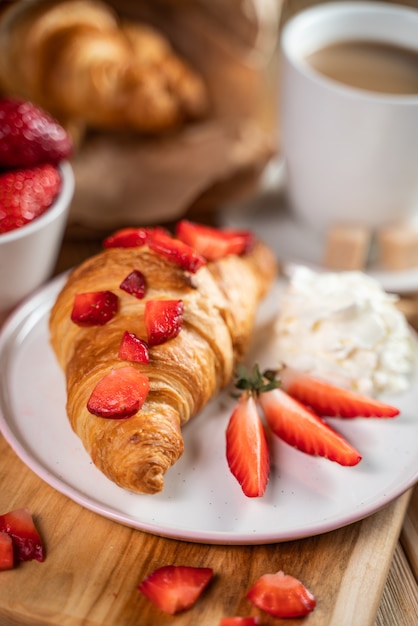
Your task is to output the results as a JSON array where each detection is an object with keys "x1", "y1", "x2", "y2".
[
  {"x1": 306, "y1": 40, "x2": 418, "y2": 95},
  {"x1": 280, "y1": 2, "x2": 418, "y2": 233}
]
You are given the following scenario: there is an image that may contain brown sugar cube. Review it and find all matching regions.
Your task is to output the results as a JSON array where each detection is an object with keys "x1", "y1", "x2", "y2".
[
  {"x1": 395, "y1": 295, "x2": 418, "y2": 327},
  {"x1": 322, "y1": 224, "x2": 371, "y2": 270},
  {"x1": 377, "y1": 225, "x2": 418, "y2": 271}
]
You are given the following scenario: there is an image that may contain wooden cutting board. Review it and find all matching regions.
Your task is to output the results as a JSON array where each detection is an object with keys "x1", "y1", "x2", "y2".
[
  {"x1": 0, "y1": 437, "x2": 412, "y2": 626},
  {"x1": 0, "y1": 239, "x2": 416, "y2": 626}
]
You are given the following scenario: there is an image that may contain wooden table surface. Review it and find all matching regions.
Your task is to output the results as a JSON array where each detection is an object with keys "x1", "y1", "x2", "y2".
[{"x1": 0, "y1": 237, "x2": 417, "y2": 626}]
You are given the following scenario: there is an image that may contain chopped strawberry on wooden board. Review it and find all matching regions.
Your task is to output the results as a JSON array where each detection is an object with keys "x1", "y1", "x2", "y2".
[
  {"x1": 138, "y1": 565, "x2": 213, "y2": 615},
  {"x1": 70, "y1": 291, "x2": 119, "y2": 326},
  {"x1": 0, "y1": 531, "x2": 14, "y2": 571},
  {"x1": 87, "y1": 366, "x2": 149, "y2": 419},
  {"x1": 0, "y1": 508, "x2": 45, "y2": 563},
  {"x1": 226, "y1": 393, "x2": 270, "y2": 498},
  {"x1": 176, "y1": 219, "x2": 254, "y2": 260},
  {"x1": 0, "y1": 163, "x2": 62, "y2": 234},
  {"x1": 118, "y1": 331, "x2": 149, "y2": 364},
  {"x1": 144, "y1": 299, "x2": 184, "y2": 346},
  {"x1": 259, "y1": 387, "x2": 362, "y2": 466},
  {"x1": 280, "y1": 368, "x2": 400, "y2": 418},
  {"x1": 246, "y1": 570, "x2": 316, "y2": 618},
  {"x1": 0, "y1": 97, "x2": 73, "y2": 168}
]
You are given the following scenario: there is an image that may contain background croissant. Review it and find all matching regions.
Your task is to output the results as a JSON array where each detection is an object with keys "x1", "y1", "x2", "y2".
[
  {"x1": 0, "y1": 0, "x2": 208, "y2": 138},
  {"x1": 49, "y1": 238, "x2": 277, "y2": 494}
]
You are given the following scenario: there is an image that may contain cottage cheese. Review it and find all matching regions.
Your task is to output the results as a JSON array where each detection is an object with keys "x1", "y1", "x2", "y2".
[{"x1": 274, "y1": 267, "x2": 415, "y2": 396}]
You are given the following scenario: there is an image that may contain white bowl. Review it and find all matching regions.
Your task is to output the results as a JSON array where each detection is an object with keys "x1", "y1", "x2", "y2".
[{"x1": 0, "y1": 161, "x2": 74, "y2": 314}]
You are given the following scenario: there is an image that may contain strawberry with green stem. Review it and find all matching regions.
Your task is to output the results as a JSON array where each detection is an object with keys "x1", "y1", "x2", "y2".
[
  {"x1": 225, "y1": 365, "x2": 274, "y2": 498},
  {"x1": 226, "y1": 364, "x2": 365, "y2": 494}
]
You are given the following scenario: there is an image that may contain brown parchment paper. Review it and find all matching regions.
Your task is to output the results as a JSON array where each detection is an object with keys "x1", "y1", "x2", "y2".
[{"x1": 66, "y1": 0, "x2": 283, "y2": 236}]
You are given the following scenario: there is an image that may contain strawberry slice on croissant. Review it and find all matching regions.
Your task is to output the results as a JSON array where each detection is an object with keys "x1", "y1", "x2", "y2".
[{"x1": 49, "y1": 225, "x2": 277, "y2": 494}]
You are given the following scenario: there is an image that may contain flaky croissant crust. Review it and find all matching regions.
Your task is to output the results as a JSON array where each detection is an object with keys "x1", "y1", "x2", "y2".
[{"x1": 49, "y1": 241, "x2": 277, "y2": 494}]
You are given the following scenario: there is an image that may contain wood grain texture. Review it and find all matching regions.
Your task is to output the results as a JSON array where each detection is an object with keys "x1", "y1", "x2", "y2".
[
  {"x1": 0, "y1": 435, "x2": 413, "y2": 626},
  {"x1": 375, "y1": 540, "x2": 418, "y2": 626},
  {"x1": 401, "y1": 484, "x2": 418, "y2": 581}
]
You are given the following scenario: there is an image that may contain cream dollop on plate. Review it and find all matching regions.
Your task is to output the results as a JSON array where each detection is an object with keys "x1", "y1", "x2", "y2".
[{"x1": 275, "y1": 267, "x2": 415, "y2": 396}]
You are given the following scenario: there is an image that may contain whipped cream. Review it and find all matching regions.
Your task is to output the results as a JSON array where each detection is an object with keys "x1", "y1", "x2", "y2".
[{"x1": 274, "y1": 267, "x2": 415, "y2": 396}]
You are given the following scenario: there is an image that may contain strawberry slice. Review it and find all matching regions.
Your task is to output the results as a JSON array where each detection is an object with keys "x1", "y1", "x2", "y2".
[
  {"x1": 226, "y1": 393, "x2": 270, "y2": 497},
  {"x1": 103, "y1": 227, "x2": 151, "y2": 248},
  {"x1": 138, "y1": 565, "x2": 213, "y2": 615},
  {"x1": 71, "y1": 291, "x2": 118, "y2": 326},
  {"x1": 219, "y1": 618, "x2": 260, "y2": 625},
  {"x1": 0, "y1": 531, "x2": 14, "y2": 570},
  {"x1": 148, "y1": 229, "x2": 206, "y2": 273},
  {"x1": 119, "y1": 269, "x2": 147, "y2": 299},
  {"x1": 176, "y1": 220, "x2": 254, "y2": 261},
  {"x1": 246, "y1": 570, "x2": 316, "y2": 618},
  {"x1": 259, "y1": 388, "x2": 362, "y2": 466},
  {"x1": 0, "y1": 97, "x2": 73, "y2": 168},
  {"x1": 0, "y1": 508, "x2": 45, "y2": 562},
  {"x1": 0, "y1": 163, "x2": 61, "y2": 234},
  {"x1": 118, "y1": 331, "x2": 149, "y2": 363},
  {"x1": 87, "y1": 366, "x2": 149, "y2": 419},
  {"x1": 144, "y1": 299, "x2": 184, "y2": 346},
  {"x1": 281, "y1": 368, "x2": 400, "y2": 418}
]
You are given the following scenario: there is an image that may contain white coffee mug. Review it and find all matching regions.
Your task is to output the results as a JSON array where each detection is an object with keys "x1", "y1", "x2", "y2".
[{"x1": 280, "y1": 1, "x2": 418, "y2": 233}]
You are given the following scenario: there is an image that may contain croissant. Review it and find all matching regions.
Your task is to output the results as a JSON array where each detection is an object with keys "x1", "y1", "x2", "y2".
[
  {"x1": 49, "y1": 229, "x2": 277, "y2": 494},
  {"x1": 0, "y1": 0, "x2": 208, "y2": 136}
]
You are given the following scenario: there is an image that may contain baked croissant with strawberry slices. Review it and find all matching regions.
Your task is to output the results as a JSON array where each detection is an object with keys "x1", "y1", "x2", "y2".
[{"x1": 49, "y1": 221, "x2": 277, "y2": 494}]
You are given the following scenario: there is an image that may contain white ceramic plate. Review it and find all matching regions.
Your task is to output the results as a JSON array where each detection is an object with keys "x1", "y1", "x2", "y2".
[
  {"x1": 0, "y1": 274, "x2": 418, "y2": 545},
  {"x1": 224, "y1": 161, "x2": 418, "y2": 295}
]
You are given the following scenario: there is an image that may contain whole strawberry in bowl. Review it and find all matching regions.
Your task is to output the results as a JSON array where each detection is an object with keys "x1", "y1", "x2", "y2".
[{"x1": 0, "y1": 97, "x2": 74, "y2": 314}]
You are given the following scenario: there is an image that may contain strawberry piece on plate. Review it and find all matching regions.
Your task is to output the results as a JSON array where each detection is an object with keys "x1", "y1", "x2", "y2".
[
  {"x1": 226, "y1": 393, "x2": 270, "y2": 498},
  {"x1": 119, "y1": 269, "x2": 147, "y2": 299},
  {"x1": 176, "y1": 219, "x2": 254, "y2": 261},
  {"x1": 0, "y1": 508, "x2": 45, "y2": 563},
  {"x1": 219, "y1": 617, "x2": 260, "y2": 625},
  {"x1": 138, "y1": 565, "x2": 213, "y2": 615},
  {"x1": 0, "y1": 163, "x2": 61, "y2": 234},
  {"x1": 0, "y1": 531, "x2": 14, "y2": 570},
  {"x1": 259, "y1": 388, "x2": 362, "y2": 466},
  {"x1": 87, "y1": 366, "x2": 149, "y2": 419},
  {"x1": 247, "y1": 570, "x2": 316, "y2": 618},
  {"x1": 281, "y1": 368, "x2": 400, "y2": 418},
  {"x1": 147, "y1": 229, "x2": 206, "y2": 273},
  {"x1": 0, "y1": 97, "x2": 72, "y2": 168},
  {"x1": 144, "y1": 299, "x2": 184, "y2": 346},
  {"x1": 118, "y1": 331, "x2": 149, "y2": 363},
  {"x1": 71, "y1": 291, "x2": 118, "y2": 326}
]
